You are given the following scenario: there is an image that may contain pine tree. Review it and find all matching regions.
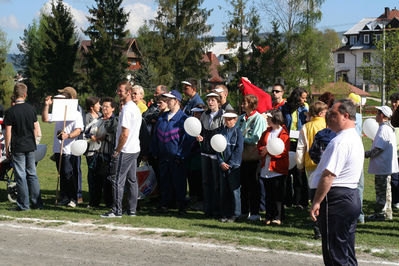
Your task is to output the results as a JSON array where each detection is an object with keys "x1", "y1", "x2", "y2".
[
  {"x1": 150, "y1": 0, "x2": 213, "y2": 88},
  {"x1": 0, "y1": 28, "x2": 11, "y2": 102},
  {"x1": 84, "y1": 0, "x2": 129, "y2": 96},
  {"x1": 40, "y1": 0, "x2": 79, "y2": 94},
  {"x1": 16, "y1": 21, "x2": 46, "y2": 104},
  {"x1": 224, "y1": 0, "x2": 248, "y2": 77}
]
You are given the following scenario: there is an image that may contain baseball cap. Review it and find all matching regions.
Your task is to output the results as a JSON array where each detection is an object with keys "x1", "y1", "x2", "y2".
[
  {"x1": 222, "y1": 112, "x2": 238, "y2": 118},
  {"x1": 58, "y1": 87, "x2": 77, "y2": 99},
  {"x1": 162, "y1": 90, "x2": 182, "y2": 101},
  {"x1": 191, "y1": 107, "x2": 205, "y2": 112},
  {"x1": 181, "y1": 81, "x2": 192, "y2": 86},
  {"x1": 206, "y1": 92, "x2": 220, "y2": 98},
  {"x1": 376, "y1": 106, "x2": 392, "y2": 118},
  {"x1": 214, "y1": 88, "x2": 224, "y2": 93}
]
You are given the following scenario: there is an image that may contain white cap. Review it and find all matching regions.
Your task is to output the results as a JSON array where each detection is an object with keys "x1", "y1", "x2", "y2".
[
  {"x1": 206, "y1": 92, "x2": 220, "y2": 98},
  {"x1": 54, "y1": 94, "x2": 66, "y2": 99},
  {"x1": 181, "y1": 81, "x2": 192, "y2": 86},
  {"x1": 376, "y1": 106, "x2": 393, "y2": 118},
  {"x1": 222, "y1": 112, "x2": 238, "y2": 118},
  {"x1": 191, "y1": 107, "x2": 205, "y2": 112},
  {"x1": 214, "y1": 88, "x2": 224, "y2": 93},
  {"x1": 265, "y1": 112, "x2": 273, "y2": 117}
]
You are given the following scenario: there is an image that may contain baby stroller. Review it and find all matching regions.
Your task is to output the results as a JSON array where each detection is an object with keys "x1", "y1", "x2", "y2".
[{"x1": 0, "y1": 138, "x2": 47, "y2": 202}]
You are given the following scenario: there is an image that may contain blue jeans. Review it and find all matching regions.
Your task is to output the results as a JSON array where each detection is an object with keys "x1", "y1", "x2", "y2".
[
  {"x1": 12, "y1": 151, "x2": 42, "y2": 210},
  {"x1": 220, "y1": 167, "x2": 241, "y2": 218}
]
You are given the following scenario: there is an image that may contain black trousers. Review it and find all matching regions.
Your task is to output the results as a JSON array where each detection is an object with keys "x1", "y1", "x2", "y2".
[
  {"x1": 263, "y1": 175, "x2": 285, "y2": 221},
  {"x1": 319, "y1": 187, "x2": 360, "y2": 266},
  {"x1": 240, "y1": 161, "x2": 260, "y2": 215}
]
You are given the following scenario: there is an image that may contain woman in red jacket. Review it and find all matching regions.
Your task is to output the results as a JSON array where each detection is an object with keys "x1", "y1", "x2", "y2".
[{"x1": 257, "y1": 109, "x2": 290, "y2": 225}]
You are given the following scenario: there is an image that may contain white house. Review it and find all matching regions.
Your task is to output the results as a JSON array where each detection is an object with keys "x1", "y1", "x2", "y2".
[{"x1": 333, "y1": 7, "x2": 399, "y2": 91}]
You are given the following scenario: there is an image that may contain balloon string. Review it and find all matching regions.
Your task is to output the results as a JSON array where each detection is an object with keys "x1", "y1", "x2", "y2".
[{"x1": 221, "y1": 152, "x2": 224, "y2": 161}]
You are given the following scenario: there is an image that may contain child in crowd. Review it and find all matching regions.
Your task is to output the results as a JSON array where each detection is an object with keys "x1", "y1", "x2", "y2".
[
  {"x1": 217, "y1": 111, "x2": 243, "y2": 222},
  {"x1": 366, "y1": 106, "x2": 398, "y2": 221},
  {"x1": 257, "y1": 109, "x2": 290, "y2": 225}
]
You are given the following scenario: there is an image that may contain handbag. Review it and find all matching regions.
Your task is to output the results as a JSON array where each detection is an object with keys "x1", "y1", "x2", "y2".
[
  {"x1": 241, "y1": 118, "x2": 261, "y2": 162},
  {"x1": 242, "y1": 143, "x2": 261, "y2": 161}
]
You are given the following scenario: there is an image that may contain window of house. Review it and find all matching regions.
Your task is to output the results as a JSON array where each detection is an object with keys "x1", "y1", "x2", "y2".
[
  {"x1": 350, "y1": 35, "x2": 357, "y2": 45},
  {"x1": 364, "y1": 34, "x2": 370, "y2": 44},
  {"x1": 363, "y1": 68, "x2": 371, "y2": 81},
  {"x1": 375, "y1": 34, "x2": 382, "y2": 42},
  {"x1": 337, "y1": 53, "x2": 345, "y2": 63},
  {"x1": 363, "y1": 52, "x2": 371, "y2": 63}
]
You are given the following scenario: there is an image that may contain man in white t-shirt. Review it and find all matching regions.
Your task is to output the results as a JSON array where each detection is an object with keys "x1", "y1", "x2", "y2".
[
  {"x1": 101, "y1": 81, "x2": 142, "y2": 218},
  {"x1": 366, "y1": 106, "x2": 398, "y2": 221},
  {"x1": 310, "y1": 99, "x2": 364, "y2": 266}
]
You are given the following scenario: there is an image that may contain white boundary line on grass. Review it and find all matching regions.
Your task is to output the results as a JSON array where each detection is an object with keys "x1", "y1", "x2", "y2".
[{"x1": 0, "y1": 215, "x2": 398, "y2": 265}]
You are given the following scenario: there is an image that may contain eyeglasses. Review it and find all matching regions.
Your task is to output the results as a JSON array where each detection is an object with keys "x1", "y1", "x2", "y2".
[{"x1": 272, "y1": 90, "x2": 283, "y2": 94}]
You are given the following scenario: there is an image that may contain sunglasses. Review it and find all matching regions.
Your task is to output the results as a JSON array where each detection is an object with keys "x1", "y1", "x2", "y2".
[{"x1": 272, "y1": 90, "x2": 283, "y2": 93}]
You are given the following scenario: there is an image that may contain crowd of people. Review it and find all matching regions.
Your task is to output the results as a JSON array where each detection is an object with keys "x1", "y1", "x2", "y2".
[{"x1": 1, "y1": 78, "x2": 399, "y2": 265}]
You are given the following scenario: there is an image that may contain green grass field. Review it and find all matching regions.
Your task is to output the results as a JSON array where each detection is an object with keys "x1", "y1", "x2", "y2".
[{"x1": 0, "y1": 118, "x2": 398, "y2": 260}]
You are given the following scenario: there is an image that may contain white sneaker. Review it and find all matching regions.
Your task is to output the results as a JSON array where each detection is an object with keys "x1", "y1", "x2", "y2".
[
  {"x1": 394, "y1": 203, "x2": 399, "y2": 210},
  {"x1": 100, "y1": 211, "x2": 122, "y2": 218},
  {"x1": 248, "y1": 214, "x2": 261, "y2": 221},
  {"x1": 67, "y1": 201, "x2": 76, "y2": 208}
]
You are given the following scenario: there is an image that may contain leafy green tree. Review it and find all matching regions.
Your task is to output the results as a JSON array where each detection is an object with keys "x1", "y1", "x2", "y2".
[
  {"x1": 150, "y1": 0, "x2": 213, "y2": 88},
  {"x1": 84, "y1": 0, "x2": 129, "y2": 96},
  {"x1": 0, "y1": 28, "x2": 12, "y2": 102},
  {"x1": 40, "y1": 0, "x2": 79, "y2": 93},
  {"x1": 360, "y1": 29, "x2": 399, "y2": 104}
]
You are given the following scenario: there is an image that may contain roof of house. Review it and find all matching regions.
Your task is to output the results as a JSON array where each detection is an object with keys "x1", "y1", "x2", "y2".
[
  {"x1": 378, "y1": 8, "x2": 399, "y2": 20},
  {"x1": 311, "y1": 81, "x2": 371, "y2": 97},
  {"x1": 79, "y1": 38, "x2": 142, "y2": 58},
  {"x1": 207, "y1": 41, "x2": 251, "y2": 58},
  {"x1": 202, "y1": 52, "x2": 223, "y2": 83},
  {"x1": 345, "y1": 18, "x2": 376, "y2": 35}
]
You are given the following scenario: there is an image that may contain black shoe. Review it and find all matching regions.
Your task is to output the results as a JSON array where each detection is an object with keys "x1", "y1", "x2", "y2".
[
  {"x1": 157, "y1": 206, "x2": 168, "y2": 213},
  {"x1": 9, "y1": 207, "x2": 25, "y2": 211},
  {"x1": 178, "y1": 209, "x2": 187, "y2": 215}
]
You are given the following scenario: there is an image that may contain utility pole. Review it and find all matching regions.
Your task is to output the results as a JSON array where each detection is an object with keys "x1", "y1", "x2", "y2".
[{"x1": 382, "y1": 23, "x2": 386, "y2": 105}]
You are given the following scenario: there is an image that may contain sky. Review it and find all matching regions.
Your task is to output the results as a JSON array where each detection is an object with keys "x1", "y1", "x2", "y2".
[{"x1": 1, "y1": 0, "x2": 399, "y2": 53}]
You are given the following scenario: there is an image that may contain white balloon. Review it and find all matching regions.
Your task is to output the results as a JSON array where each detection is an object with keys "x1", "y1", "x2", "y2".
[
  {"x1": 34, "y1": 144, "x2": 47, "y2": 163},
  {"x1": 184, "y1": 117, "x2": 202, "y2": 137},
  {"x1": 210, "y1": 134, "x2": 227, "y2": 153},
  {"x1": 266, "y1": 138, "x2": 285, "y2": 156},
  {"x1": 289, "y1": 151, "x2": 296, "y2": 170},
  {"x1": 71, "y1": 140, "x2": 88, "y2": 156},
  {"x1": 363, "y1": 118, "x2": 379, "y2": 140}
]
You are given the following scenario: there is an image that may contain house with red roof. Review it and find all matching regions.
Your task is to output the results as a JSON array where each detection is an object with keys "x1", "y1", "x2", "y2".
[{"x1": 333, "y1": 7, "x2": 399, "y2": 91}]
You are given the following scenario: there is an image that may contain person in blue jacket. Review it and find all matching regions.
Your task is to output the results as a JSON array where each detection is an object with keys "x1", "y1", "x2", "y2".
[
  {"x1": 151, "y1": 90, "x2": 194, "y2": 214},
  {"x1": 182, "y1": 78, "x2": 204, "y2": 116},
  {"x1": 217, "y1": 111, "x2": 244, "y2": 222}
]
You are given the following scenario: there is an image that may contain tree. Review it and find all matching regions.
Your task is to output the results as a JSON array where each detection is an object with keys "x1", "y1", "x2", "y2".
[
  {"x1": 257, "y1": 21, "x2": 287, "y2": 86},
  {"x1": 40, "y1": 0, "x2": 79, "y2": 94},
  {"x1": 0, "y1": 28, "x2": 12, "y2": 102},
  {"x1": 150, "y1": 0, "x2": 213, "y2": 88},
  {"x1": 360, "y1": 29, "x2": 399, "y2": 104},
  {"x1": 84, "y1": 0, "x2": 129, "y2": 96},
  {"x1": 16, "y1": 21, "x2": 45, "y2": 104}
]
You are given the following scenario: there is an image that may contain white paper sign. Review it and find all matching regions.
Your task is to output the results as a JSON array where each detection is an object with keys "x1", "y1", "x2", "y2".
[
  {"x1": 51, "y1": 99, "x2": 78, "y2": 121},
  {"x1": 289, "y1": 130, "x2": 299, "y2": 139}
]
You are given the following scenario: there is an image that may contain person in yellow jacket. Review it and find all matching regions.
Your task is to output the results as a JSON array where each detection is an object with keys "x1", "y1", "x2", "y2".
[{"x1": 296, "y1": 101, "x2": 328, "y2": 181}]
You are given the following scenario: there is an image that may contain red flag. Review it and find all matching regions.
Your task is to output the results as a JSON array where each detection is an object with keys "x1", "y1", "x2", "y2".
[{"x1": 239, "y1": 78, "x2": 272, "y2": 113}]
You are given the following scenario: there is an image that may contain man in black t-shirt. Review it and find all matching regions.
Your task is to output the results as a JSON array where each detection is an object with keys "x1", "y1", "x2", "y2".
[{"x1": 4, "y1": 83, "x2": 43, "y2": 210}]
